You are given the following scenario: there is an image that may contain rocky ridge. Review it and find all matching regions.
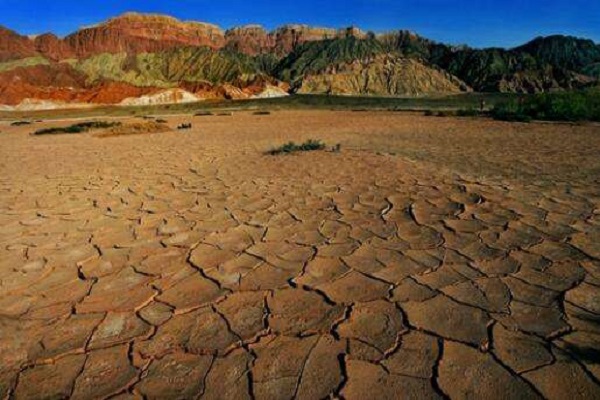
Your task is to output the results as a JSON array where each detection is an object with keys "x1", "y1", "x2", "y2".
[{"x1": 0, "y1": 12, "x2": 598, "y2": 108}]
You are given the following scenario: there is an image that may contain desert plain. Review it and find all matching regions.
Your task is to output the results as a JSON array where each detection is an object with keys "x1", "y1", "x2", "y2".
[{"x1": 0, "y1": 109, "x2": 599, "y2": 399}]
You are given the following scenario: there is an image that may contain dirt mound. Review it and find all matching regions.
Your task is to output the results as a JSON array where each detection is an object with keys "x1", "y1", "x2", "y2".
[{"x1": 94, "y1": 121, "x2": 171, "y2": 138}]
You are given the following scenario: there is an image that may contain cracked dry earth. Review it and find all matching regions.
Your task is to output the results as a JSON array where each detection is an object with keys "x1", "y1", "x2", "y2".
[{"x1": 1, "y1": 110, "x2": 600, "y2": 399}]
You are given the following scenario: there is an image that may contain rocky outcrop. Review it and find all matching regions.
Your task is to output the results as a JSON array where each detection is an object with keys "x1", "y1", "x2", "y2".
[
  {"x1": 120, "y1": 88, "x2": 200, "y2": 106},
  {"x1": 225, "y1": 24, "x2": 366, "y2": 56},
  {"x1": 225, "y1": 26, "x2": 273, "y2": 56},
  {"x1": 1, "y1": 14, "x2": 368, "y2": 62},
  {"x1": 0, "y1": 12, "x2": 597, "y2": 108},
  {"x1": 297, "y1": 55, "x2": 470, "y2": 96},
  {"x1": 33, "y1": 34, "x2": 74, "y2": 60},
  {"x1": 64, "y1": 13, "x2": 226, "y2": 59},
  {"x1": 0, "y1": 27, "x2": 36, "y2": 62},
  {"x1": 273, "y1": 25, "x2": 366, "y2": 55},
  {"x1": 0, "y1": 63, "x2": 87, "y2": 92}
]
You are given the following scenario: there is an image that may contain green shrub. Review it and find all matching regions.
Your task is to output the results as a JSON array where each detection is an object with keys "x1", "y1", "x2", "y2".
[
  {"x1": 34, "y1": 121, "x2": 121, "y2": 135},
  {"x1": 268, "y1": 139, "x2": 326, "y2": 155},
  {"x1": 492, "y1": 90, "x2": 600, "y2": 122}
]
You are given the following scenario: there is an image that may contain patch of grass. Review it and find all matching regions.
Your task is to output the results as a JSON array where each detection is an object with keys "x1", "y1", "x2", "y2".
[
  {"x1": 492, "y1": 90, "x2": 600, "y2": 122},
  {"x1": 33, "y1": 121, "x2": 121, "y2": 135},
  {"x1": 268, "y1": 139, "x2": 326, "y2": 155},
  {"x1": 11, "y1": 121, "x2": 32, "y2": 126}
]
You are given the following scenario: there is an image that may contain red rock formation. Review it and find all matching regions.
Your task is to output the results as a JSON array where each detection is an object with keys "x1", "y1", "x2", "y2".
[
  {"x1": 34, "y1": 33, "x2": 74, "y2": 60},
  {"x1": 0, "y1": 63, "x2": 87, "y2": 89},
  {"x1": 0, "y1": 75, "x2": 159, "y2": 105},
  {"x1": 0, "y1": 27, "x2": 36, "y2": 62},
  {"x1": 225, "y1": 24, "x2": 366, "y2": 56},
  {"x1": 272, "y1": 25, "x2": 338, "y2": 55},
  {"x1": 78, "y1": 82, "x2": 158, "y2": 104},
  {"x1": 1, "y1": 14, "x2": 368, "y2": 62},
  {"x1": 225, "y1": 25, "x2": 273, "y2": 56},
  {"x1": 64, "y1": 13, "x2": 226, "y2": 58}
]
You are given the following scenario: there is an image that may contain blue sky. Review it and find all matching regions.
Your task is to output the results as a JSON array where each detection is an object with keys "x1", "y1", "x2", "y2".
[{"x1": 0, "y1": 0, "x2": 598, "y2": 48}]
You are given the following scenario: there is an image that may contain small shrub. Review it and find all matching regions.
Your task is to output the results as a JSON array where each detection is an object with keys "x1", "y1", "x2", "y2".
[
  {"x1": 195, "y1": 111, "x2": 214, "y2": 117},
  {"x1": 217, "y1": 112, "x2": 233, "y2": 117},
  {"x1": 423, "y1": 110, "x2": 434, "y2": 117},
  {"x1": 11, "y1": 121, "x2": 32, "y2": 126},
  {"x1": 155, "y1": 119, "x2": 168, "y2": 123},
  {"x1": 253, "y1": 110, "x2": 272, "y2": 115},
  {"x1": 436, "y1": 110, "x2": 454, "y2": 117},
  {"x1": 33, "y1": 121, "x2": 121, "y2": 135},
  {"x1": 177, "y1": 123, "x2": 192, "y2": 130},
  {"x1": 268, "y1": 139, "x2": 327, "y2": 155}
]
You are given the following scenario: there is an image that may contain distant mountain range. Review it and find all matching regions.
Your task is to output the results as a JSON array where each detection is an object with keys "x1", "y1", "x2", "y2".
[{"x1": 0, "y1": 12, "x2": 598, "y2": 110}]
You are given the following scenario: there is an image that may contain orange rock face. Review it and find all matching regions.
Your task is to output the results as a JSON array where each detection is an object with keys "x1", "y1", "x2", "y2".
[
  {"x1": 33, "y1": 33, "x2": 74, "y2": 61},
  {"x1": 63, "y1": 13, "x2": 226, "y2": 59},
  {"x1": 0, "y1": 63, "x2": 159, "y2": 105},
  {"x1": 0, "y1": 13, "x2": 373, "y2": 106},
  {"x1": 225, "y1": 25, "x2": 273, "y2": 56},
  {"x1": 0, "y1": 27, "x2": 36, "y2": 62},
  {"x1": 0, "y1": 13, "x2": 367, "y2": 62}
]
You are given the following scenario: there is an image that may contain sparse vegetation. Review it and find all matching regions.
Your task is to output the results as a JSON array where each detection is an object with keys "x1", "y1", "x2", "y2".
[
  {"x1": 11, "y1": 121, "x2": 32, "y2": 126},
  {"x1": 253, "y1": 110, "x2": 272, "y2": 115},
  {"x1": 94, "y1": 121, "x2": 170, "y2": 138},
  {"x1": 33, "y1": 121, "x2": 121, "y2": 135},
  {"x1": 177, "y1": 123, "x2": 192, "y2": 130},
  {"x1": 456, "y1": 108, "x2": 481, "y2": 117},
  {"x1": 492, "y1": 90, "x2": 600, "y2": 122},
  {"x1": 195, "y1": 111, "x2": 214, "y2": 116},
  {"x1": 155, "y1": 119, "x2": 168, "y2": 123},
  {"x1": 268, "y1": 139, "x2": 326, "y2": 155}
]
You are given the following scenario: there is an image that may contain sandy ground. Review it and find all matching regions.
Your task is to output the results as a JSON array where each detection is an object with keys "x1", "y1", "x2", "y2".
[{"x1": 0, "y1": 110, "x2": 599, "y2": 399}]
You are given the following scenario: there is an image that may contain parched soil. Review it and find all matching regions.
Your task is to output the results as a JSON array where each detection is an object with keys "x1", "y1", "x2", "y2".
[{"x1": 0, "y1": 110, "x2": 599, "y2": 399}]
